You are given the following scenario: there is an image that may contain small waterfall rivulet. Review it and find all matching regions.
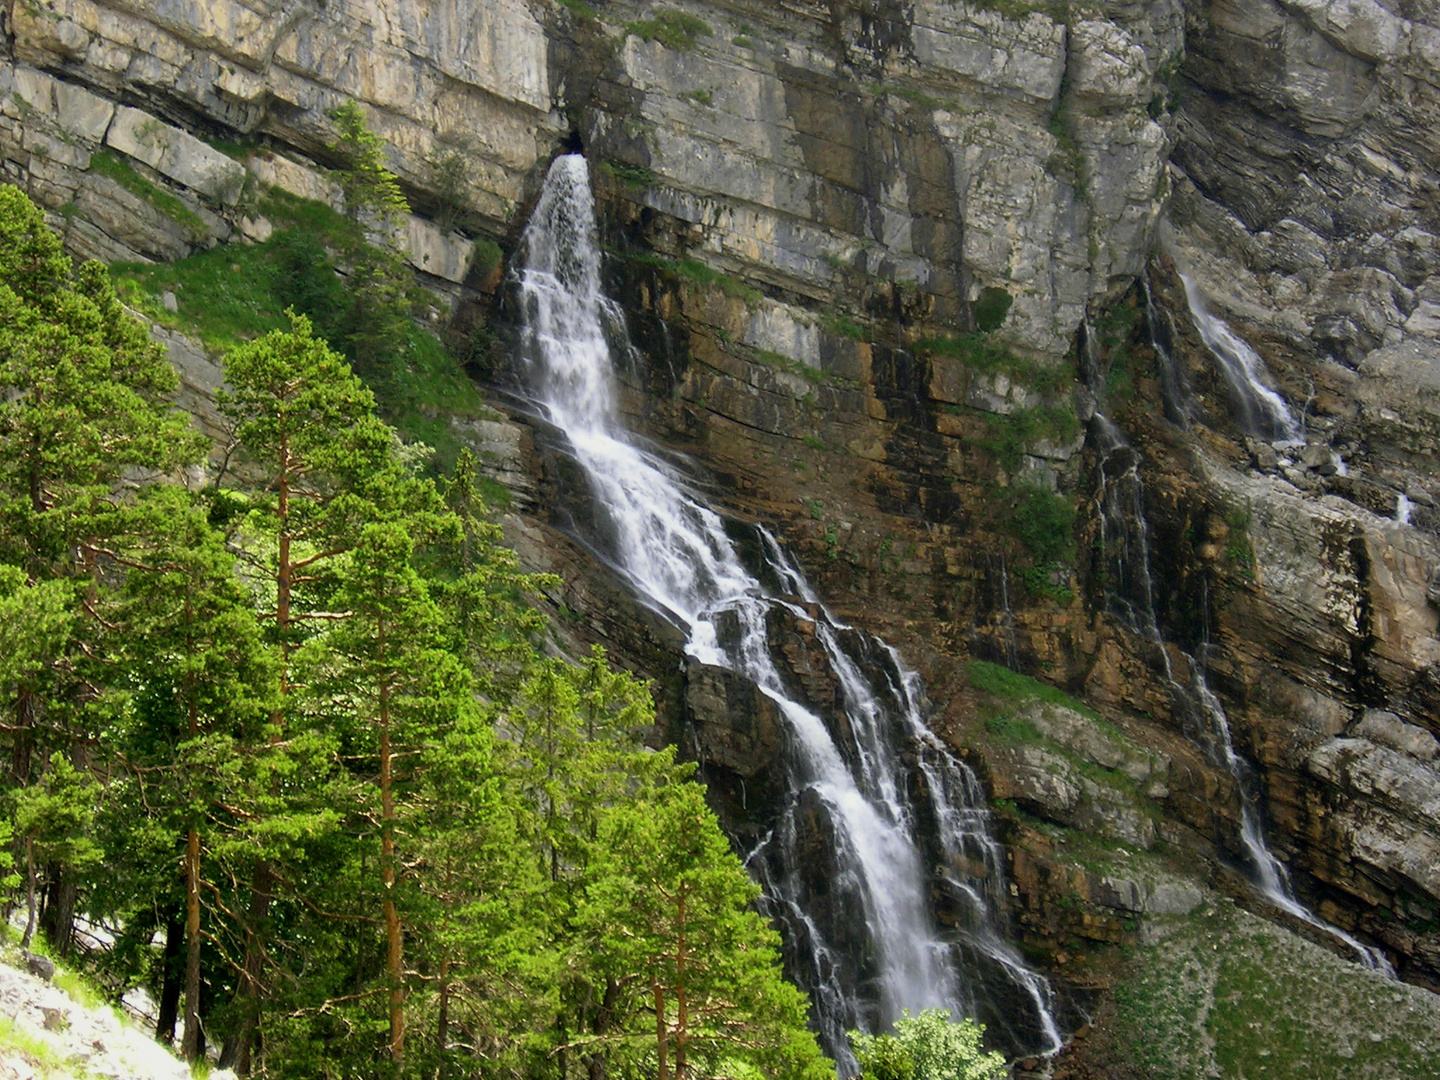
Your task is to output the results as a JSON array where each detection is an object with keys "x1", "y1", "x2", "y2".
[
  {"x1": 1179, "y1": 275, "x2": 1302, "y2": 444},
  {"x1": 1085, "y1": 322, "x2": 1393, "y2": 975},
  {"x1": 513, "y1": 154, "x2": 1062, "y2": 1065}
]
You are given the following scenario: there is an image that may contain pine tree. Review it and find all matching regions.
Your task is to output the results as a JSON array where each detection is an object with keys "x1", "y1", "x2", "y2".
[
  {"x1": 0, "y1": 184, "x2": 202, "y2": 954},
  {"x1": 93, "y1": 485, "x2": 275, "y2": 1061},
  {"x1": 329, "y1": 100, "x2": 413, "y2": 381},
  {"x1": 577, "y1": 778, "x2": 831, "y2": 1080},
  {"x1": 216, "y1": 312, "x2": 411, "y2": 1072}
]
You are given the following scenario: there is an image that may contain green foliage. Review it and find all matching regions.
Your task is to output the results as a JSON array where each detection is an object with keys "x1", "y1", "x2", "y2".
[
  {"x1": 966, "y1": 0, "x2": 1068, "y2": 19},
  {"x1": 849, "y1": 1009, "x2": 1006, "y2": 1080},
  {"x1": 917, "y1": 333, "x2": 1070, "y2": 398},
  {"x1": 1094, "y1": 295, "x2": 1143, "y2": 406},
  {"x1": 426, "y1": 146, "x2": 474, "y2": 233},
  {"x1": 1006, "y1": 484, "x2": 1076, "y2": 565},
  {"x1": 976, "y1": 406, "x2": 1081, "y2": 472},
  {"x1": 1112, "y1": 902, "x2": 1440, "y2": 1079},
  {"x1": 13, "y1": 753, "x2": 103, "y2": 878},
  {"x1": 0, "y1": 183, "x2": 204, "y2": 570},
  {"x1": 1149, "y1": 53, "x2": 1184, "y2": 118},
  {"x1": 626, "y1": 9, "x2": 712, "y2": 48},
  {"x1": 674, "y1": 257, "x2": 760, "y2": 302},
  {"x1": 578, "y1": 777, "x2": 832, "y2": 1080},
  {"x1": 329, "y1": 99, "x2": 408, "y2": 232},
  {"x1": 470, "y1": 236, "x2": 502, "y2": 277},
  {"x1": 973, "y1": 287, "x2": 1013, "y2": 333},
  {"x1": 110, "y1": 185, "x2": 487, "y2": 470},
  {"x1": 681, "y1": 88, "x2": 714, "y2": 106},
  {"x1": 88, "y1": 149, "x2": 208, "y2": 237},
  {"x1": 1222, "y1": 500, "x2": 1255, "y2": 577},
  {"x1": 1045, "y1": 80, "x2": 1086, "y2": 198},
  {"x1": 600, "y1": 160, "x2": 658, "y2": 190},
  {"x1": 823, "y1": 312, "x2": 868, "y2": 341}
]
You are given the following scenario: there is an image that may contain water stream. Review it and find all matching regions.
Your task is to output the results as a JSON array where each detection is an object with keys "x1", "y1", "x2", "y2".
[
  {"x1": 513, "y1": 154, "x2": 1062, "y2": 1064},
  {"x1": 1086, "y1": 324, "x2": 1391, "y2": 974},
  {"x1": 1179, "y1": 275, "x2": 1302, "y2": 444}
]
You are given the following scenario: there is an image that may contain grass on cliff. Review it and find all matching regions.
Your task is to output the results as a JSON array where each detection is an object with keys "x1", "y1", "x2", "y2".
[
  {"x1": 626, "y1": 9, "x2": 711, "y2": 48},
  {"x1": 1109, "y1": 901, "x2": 1440, "y2": 1079},
  {"x1": 89, "y1": 149, "x2": 209, "y2": 239},
  {"x1": 967, "y1": 659, "x2": 1099, "y2": 725},
  {"x1": 110, "y1": 187, "x2": 487, "y2": 471}
]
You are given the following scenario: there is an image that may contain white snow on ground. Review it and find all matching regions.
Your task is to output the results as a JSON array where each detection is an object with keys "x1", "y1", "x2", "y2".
[{"x1": 0, "y1": 953, "x2": 191, "y2": 1080}]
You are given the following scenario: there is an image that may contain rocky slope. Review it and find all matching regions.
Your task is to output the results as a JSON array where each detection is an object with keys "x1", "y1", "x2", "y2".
[
  {"x1": 2, "y1": 0, "x2": 1437, "y2": 1050},
  {"x1": 0, "y1": 948, "x2": 191, "y2": 1080}
]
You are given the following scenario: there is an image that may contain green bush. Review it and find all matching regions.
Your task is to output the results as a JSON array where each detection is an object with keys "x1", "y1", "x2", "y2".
[
  {"x1": 848, "y1": 1009, "x2": 1006, "y2": 1080},
  {"x1": 626, "y1": 9, "x2": 711, "y2": 48},
  {"x1": 1008, "y1": 484, "x2": 1075, "y2": 565},
  {"x1": 973, "y1": 287, "x2": 1013, "y2": 333}
]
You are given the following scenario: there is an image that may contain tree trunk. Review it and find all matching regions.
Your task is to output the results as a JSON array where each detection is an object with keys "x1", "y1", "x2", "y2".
[
  {"x1": 10, "y1": 690, "x2": 35, "y2": 785},
  {"x1": 220, "y1": 860, "x2": 271, "y2": 1075},
  {"x1": 182, "y1": 827, "x2": 203, "y2": 1062},
  {"x1": 585, "y1": 978, "x2": 622, "y2": 1080},
  {"x1": 437, "y1": 957, "x2": 449, "y2": 1053},
  {"x1": 222, "y1": 445, "x2": 291, "y2": 1075},
  {"x1": 155, "y1": 911, "x2": 184, "y2": 1043},
  {"x1": 39, "y1": 866, "x2": 77, "y2": 956},
  {"x1": 380, "y1": 675, "x2": 404, "y2": 1065},
  {"x1": 21, "y1": 835, "x2": 36, "y2": 949},
  {"x1": 653, "y1": 978, "x2": 669, "y2": 1080},
  {"x1": 181, "y1": 659, "x2": 203, "y2": 1063}
]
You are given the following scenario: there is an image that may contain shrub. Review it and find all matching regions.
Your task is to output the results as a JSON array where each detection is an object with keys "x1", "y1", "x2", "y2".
[{"x1": 848, "y1": 1009, "x2": 1006, "y2": 1080}]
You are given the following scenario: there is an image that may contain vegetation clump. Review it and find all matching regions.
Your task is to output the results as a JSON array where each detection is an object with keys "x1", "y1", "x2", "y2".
[
  {"x1": 599, "y1": 159, "x2": 658, "y2": 190},
  {"x1": 626, "y1": 9, "x2": 712, "y2": 49},
  {"x1": 972, "y1": 287, "x2": 1012, "y2": 333},
  {"x1": 848, "y1": 1009, "x2": 1006, "y2": 1080}
]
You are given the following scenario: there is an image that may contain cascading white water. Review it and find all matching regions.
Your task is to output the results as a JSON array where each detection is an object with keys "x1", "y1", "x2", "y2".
[
  {"x1": 1179, "y1": 275, "x2": 1302, "y2": 444},
  {"x1": 1088, "y1": 375, "x2": 1391, "y2": 975},
  {"x1": 515, "y1": 154, "x2": 1062, "y2": 1063}
]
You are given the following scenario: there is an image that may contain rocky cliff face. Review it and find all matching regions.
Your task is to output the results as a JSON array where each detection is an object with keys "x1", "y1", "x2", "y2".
[{"x1": 4, "y1": 0, "x2": 1437, "y2": 1025}]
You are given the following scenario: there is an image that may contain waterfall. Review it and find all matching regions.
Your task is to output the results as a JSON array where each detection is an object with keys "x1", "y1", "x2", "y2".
[
  {"x1": 1142, "y1": 278, "x2": 1191, "y2": 428},
  {"x1": 1179, "y1": 275, "x2": 1302, "y2": 444},
  {"x1": 513, "y1": 154, "x2": 1062, "y2": 1064},
  {"x1": 1086, "y1": 356, "x2": 1391, "y2": 973}
]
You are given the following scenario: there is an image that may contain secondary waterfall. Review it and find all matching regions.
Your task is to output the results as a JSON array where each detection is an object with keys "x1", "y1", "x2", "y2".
[
  {"x1": 514, "y1": 153, "x2": 1061, "y2": 1064},
  {"x1": 1087, "y1": 344, "x2": 1390, "y2": 973},
  {"x1": 1180, "y1": 275, "x2": 1302, "y2": 443}
]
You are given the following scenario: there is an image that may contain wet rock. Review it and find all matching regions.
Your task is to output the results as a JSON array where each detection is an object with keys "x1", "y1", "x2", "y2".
[{"x1": 685, "y1": 663, "x2": 783, "y2": 780}]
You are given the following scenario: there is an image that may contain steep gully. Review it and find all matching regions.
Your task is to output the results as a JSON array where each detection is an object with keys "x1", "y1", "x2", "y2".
[
  {"x1": 511, "y1": 154, "x2": 1062, "y2": 1064},
  {"x1": 1092, "y1": 281, "x2": 1391, "y2": 974}
]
